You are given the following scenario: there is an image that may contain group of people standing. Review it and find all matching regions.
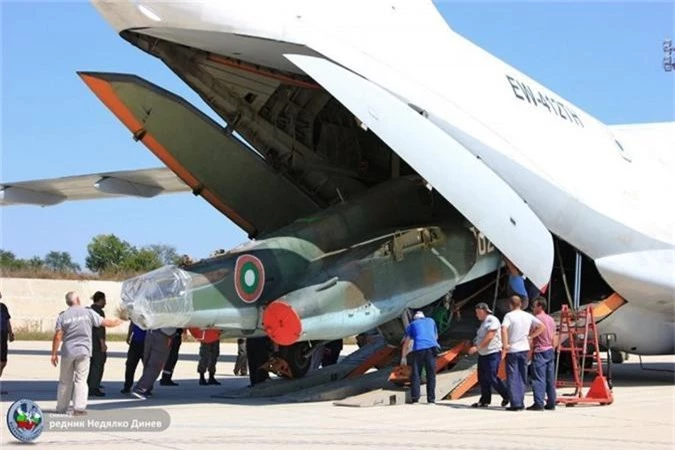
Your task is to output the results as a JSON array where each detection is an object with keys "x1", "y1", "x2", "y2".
[
  {"x1": 402, "y1": 294, "x2": 557, "y2": 410},
  {"x1": 469, "y1": 295, "x2": 557, "y2": 411},
  {"x1": 50, "y1": 290, "x2": 249, "y2": 412}
]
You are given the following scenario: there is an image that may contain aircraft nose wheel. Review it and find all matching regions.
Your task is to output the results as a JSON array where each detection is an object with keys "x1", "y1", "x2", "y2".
[{"x1": 277, "y1": 342, "x2": 312, "y2": 379}]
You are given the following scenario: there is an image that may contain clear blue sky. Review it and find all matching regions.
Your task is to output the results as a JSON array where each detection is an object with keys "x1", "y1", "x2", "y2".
[{"x1": 1, "y1": 1, "x2": 673, "y2": 268}]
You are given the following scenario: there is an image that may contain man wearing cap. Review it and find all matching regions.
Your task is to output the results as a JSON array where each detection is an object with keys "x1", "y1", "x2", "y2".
[
  {"x1": 468, "y1": 303, "x2": 509, "y2": 408},
  {"x1": 87, "y1": 291, "x2": 107, "y2": 397},
  {"x1": 402, "y1": 311, "x2": 439, "y2": 404},
  {"x1": 501, "y1": 295, "x2": 546, "y2": 411}
]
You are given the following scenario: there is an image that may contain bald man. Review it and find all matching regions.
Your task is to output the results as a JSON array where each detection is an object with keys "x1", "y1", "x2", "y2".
[{"x1": 51, "y1": 291, "x2": 122, "y2": 415}]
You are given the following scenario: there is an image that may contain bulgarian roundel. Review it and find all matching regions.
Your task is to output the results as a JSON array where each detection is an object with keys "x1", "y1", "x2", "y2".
[{"x1": 234, "y1": 254, "x2": 265, "y2": 303}]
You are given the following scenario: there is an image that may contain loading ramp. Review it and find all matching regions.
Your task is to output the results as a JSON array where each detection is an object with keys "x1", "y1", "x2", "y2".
[{"x1": 213, "y1": 338, "x2": 484, "y2": 407}]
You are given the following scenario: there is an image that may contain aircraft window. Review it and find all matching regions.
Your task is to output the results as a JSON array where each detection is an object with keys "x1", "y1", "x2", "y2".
[{"x1": 615, "y1": 140, "x2": 632, "y2": 162}]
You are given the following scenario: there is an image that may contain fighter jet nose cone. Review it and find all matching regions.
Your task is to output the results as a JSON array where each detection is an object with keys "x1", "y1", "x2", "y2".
[{"x1": 263, "y1": 300, "x2": 302, "y2": 346}]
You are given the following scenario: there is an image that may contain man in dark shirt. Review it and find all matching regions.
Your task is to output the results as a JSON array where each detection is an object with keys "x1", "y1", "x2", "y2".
[
  {"x1": 1, "y1": 292, "x2": 15, "y2": 396},
  {"x1": 87, "y1": 291, "x2": 107, "y2": 397}
]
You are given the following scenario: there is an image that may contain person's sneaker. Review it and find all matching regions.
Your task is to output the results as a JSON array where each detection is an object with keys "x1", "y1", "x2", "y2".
[
  {"x1": 131, "y1": 389, "x2": 147, "y2": 400},
  {"x1": 501, "y1": 398, "x2": 509, "y2": 407},
  {"x1": 120, "y1": 388, "x2": 131, "y2": 394},
  {"x1": 89, "y1": 389, "x2": 105, "y2": 397},
  {"x1": 208, "y1": 378, "x2": 221, "y2": 385},
  {"x1": 544, "y1": 405, "x2": 556, "y2": 411},
  {"x1": 506, "y1": 406, "x2": 524, "y2": 411},
  {"x1": 471, "y1": 402, "x2": 489, "y2": 408},
  {"x1": 526, "y1": 404, "x2": 544, "y2": 411},
  {"x1": 160, "y1": 379, "x2": 179, "y2": 386},
  {"x1": 199, "y1": 377, "x2": 208, "y2": 386}
]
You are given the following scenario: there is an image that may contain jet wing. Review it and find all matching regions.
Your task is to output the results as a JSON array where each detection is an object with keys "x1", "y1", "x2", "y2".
[
  {"x1": 0, "y1": 167, "x2": 189, "y2": 206},
  {"x1": 77, "y1": 72, "x2": 320, "y2": 237},
  {"x1": 286, "y1": 55, "x2": 553, "y2": 289}
]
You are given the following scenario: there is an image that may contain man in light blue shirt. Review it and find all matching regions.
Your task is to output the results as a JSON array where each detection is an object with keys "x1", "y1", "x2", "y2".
[
  {"x1": 468, "y1": 302, "x2": 509, "y2": 408},
  {"x1": 402, "y1": 311, "x2": 439, "y2": 404}
]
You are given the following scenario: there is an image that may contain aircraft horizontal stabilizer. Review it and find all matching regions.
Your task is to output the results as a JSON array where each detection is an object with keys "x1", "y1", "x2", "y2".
[
  {"x1": 286, "y1": 54, "x2": 553, "y2": 289},
  {"x1": 0, "y1": 167, "x2": 189, "y2": 206}
]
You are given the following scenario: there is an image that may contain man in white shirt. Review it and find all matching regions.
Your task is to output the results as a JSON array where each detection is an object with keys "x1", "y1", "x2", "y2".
[
  {"x1": 468, "y1": 303, "x2": 509, "y2": 408},
  {"x1": 501, "y1": 295, "x2": 546, "y2": 411}
]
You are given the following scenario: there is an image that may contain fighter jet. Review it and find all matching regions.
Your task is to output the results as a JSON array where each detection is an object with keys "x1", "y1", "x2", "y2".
[{"x1": 2, "y1": 0, "x2": 673, "y2": 377}]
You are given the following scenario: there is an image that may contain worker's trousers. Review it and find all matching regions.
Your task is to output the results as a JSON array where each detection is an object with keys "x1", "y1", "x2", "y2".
[
  {"x1": 136, "y1": 331, "x2": 172, "y2": 392},
  {"x1": 410, "y1": 347, "x2": 436, "y2": 403},
  {"x1": 198, "y1": 341, "x2": 220, "y2": 375},
  {"x1": 531, "y1": 349, "x2": 556, "y2": 407},
  {"x1": 56, "y1": 355, "x2": 90, "y2": 413},
  {"x1": 506, "y1": 350, "x2": 529, "y2": 408},
  {"x1": 477, "y1": 351, "x2": 509, "y2": 405},
  {"x1": 87, "y1": 349, "x2": 106, "y2": 392},
  {"x1": 124, "y1": 340, "x2": 145, "y2": 391},
  {"x1": 233, "y1": 338, "x2": 248, "y2": 375},
  {"x1": 162, "y1": 333, "x2": 182, "y2": 380}
]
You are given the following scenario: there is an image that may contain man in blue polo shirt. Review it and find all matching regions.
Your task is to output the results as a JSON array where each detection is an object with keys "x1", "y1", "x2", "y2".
[{"x1": 402, "y1": 311, "x2": 439, "y2": 404}]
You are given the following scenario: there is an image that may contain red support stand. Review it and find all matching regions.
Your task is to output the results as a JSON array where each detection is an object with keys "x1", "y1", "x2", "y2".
[{"x1": 555, "y1": 305, "x2": 614, "y2": 406}]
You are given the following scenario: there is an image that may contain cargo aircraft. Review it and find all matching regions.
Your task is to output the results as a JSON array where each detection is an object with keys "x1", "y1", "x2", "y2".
[{"x1": 2, "y1": 0, "x2": 673, "y2": 377}]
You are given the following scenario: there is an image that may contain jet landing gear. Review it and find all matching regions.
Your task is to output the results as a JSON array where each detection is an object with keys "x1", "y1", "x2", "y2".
[
  {"x1": 270, "y1": 342, "x2": 312, "y2": 379},
  {"x1": 249, "y1": 341, "x2": 324, "y2": 382}
]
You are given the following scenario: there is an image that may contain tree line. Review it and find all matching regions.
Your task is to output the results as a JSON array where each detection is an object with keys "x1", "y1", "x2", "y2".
[{"x1": 0, "y1": 234, "x2": 181, "y2": 277}]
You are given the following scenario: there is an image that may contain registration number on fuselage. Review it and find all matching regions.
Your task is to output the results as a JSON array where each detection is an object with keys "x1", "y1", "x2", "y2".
[{"x1": 506, "y1": 74, "x2": 584, "y2": 128}]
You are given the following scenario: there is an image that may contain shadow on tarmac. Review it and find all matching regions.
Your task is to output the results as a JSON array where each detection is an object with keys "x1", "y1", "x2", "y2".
[
  {"x1": 1, "y1": 360, "x2": 672, "y2": 411},
  {"x1": 8, "y1": 349, "x2": 237, "y2": 363}
]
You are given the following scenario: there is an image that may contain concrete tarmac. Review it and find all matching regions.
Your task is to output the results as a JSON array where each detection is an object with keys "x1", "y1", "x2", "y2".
[{"x1": 1, "y1": 341, "x2": 673, "y2": 449}]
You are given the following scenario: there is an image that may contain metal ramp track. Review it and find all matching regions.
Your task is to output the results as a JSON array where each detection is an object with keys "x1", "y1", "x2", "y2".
[
  {"x1": 334, "y1": 354, "x2": 478, "y2": 407},
  {"x1": 212, "y1": 337, "x2": 390, "y2": 400}
]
